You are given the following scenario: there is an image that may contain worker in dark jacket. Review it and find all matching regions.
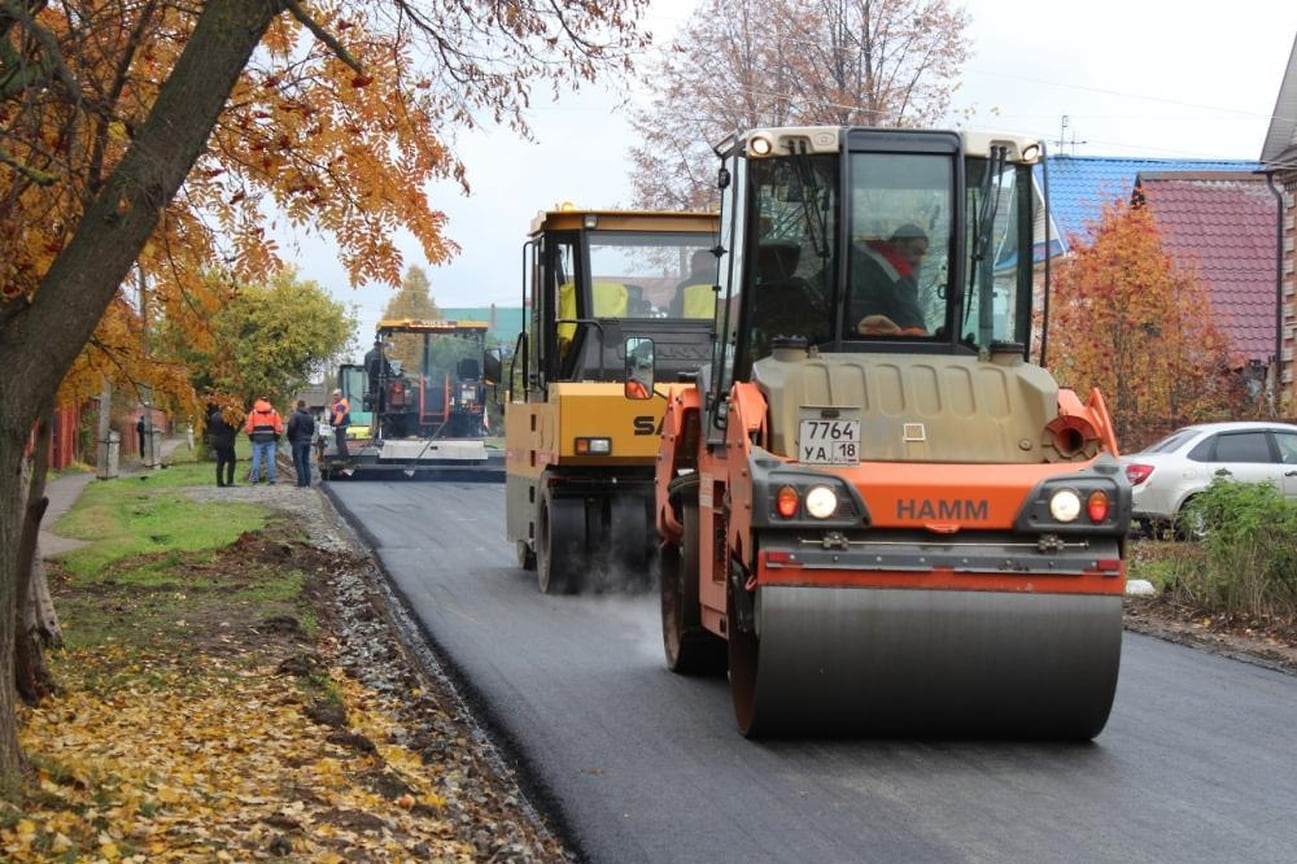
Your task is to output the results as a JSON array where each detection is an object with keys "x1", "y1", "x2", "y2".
[
  {"x1": 243, "y1": 396, "x2": 284, "y2": 484},
  {"x1": 364, "y1": 338, "x2": 392, "y2": 415},
  {"x1": 206, "y1": 404, "x2": 238, "y2": 487},
  {"x1": 286, "y1": 399, "x2": 315, "y2": 487},
  {"x1": 329, "y1": 389, "x2": 351, "y2": 460}
]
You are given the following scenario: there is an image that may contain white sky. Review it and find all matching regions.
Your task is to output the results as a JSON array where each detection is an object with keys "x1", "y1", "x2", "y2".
[{"x1": 278, "y1": 0, "x2": 1297, "y2": 354}]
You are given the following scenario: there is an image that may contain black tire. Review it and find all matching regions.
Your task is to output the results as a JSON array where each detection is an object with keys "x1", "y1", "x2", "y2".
[
  {"x1": 537, "y1": 490, "x2": 585, "y2": 594},
  {"x1": 661, "y1": 500, "x2": 727, "y2": 675},
  {"x1": 610, "y1": 492, "x2": 654, "y2": 592}
]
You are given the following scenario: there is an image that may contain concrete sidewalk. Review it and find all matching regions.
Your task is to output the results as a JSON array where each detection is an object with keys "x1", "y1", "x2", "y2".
[{"x1": 40, "y1": 435, "x2": 190, "y2": 559}]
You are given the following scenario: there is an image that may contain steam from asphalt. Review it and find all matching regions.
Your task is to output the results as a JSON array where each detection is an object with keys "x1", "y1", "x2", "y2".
[{"x1": 575, "y1": 548, "x2": 665, "y2": 667}]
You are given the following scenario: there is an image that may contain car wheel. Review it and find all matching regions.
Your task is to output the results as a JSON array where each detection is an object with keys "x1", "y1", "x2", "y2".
[{"x1": 1174, "y1": 499, "x2": 1207, "y2": 543}]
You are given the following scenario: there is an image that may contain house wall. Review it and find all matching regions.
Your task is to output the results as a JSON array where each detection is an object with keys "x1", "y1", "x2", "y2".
[{"x1": 1282, "y1": 173, "x2": 1297, "y2": 406}]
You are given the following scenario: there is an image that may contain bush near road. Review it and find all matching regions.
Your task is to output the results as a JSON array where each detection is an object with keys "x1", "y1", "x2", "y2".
[
  {"x1": 1127, "y1": 480, "x2": 1297, "y2": 665},
  {"x1": 3, "y1": 449, "x2": 565, "y2": 862}
]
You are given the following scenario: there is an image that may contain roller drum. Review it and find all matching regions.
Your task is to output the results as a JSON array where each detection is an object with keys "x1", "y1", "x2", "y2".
[{"x1": 731, "y1": 586, "x2": 1123, "y2": 739}]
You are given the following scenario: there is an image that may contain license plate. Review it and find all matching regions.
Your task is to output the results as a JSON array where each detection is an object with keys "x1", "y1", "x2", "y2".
[{"x1": 798, "y1": 419, "x2": 861, "y2": 465}]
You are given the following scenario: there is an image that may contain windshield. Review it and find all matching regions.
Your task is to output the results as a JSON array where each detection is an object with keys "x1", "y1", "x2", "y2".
[
  {"x1": 845, "y1": 152, "x2": 953, "y2": 341},
  {"x1": 586, "y1": 231, "x2": 716, "y2": 320},
  {"x1": 744, "y1": 154, "x2": 837, "y2": 357}
]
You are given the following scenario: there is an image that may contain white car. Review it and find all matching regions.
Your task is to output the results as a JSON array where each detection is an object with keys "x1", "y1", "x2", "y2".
[{"x1": 1121, "y1": 421, "x2": 1297, "y2": 538}]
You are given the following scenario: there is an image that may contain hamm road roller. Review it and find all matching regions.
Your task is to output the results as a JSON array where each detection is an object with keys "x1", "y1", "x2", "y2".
[
  {"x1": 644, "y1": 127, "x2": 1131, "y2": 737},
  {"x1": 505, "y1": 207, "x2": 719, "y2": 593}
]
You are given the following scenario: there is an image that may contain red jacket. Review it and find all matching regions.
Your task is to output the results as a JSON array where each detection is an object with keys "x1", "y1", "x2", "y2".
[{"x1": 244, "y1": 399, "x2": 284, "y2": 443}]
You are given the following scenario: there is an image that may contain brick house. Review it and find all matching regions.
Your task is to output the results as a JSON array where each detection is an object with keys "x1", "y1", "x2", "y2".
[{"x1": 1261, "y1": 33, "x2": 1297, "y2": 404}]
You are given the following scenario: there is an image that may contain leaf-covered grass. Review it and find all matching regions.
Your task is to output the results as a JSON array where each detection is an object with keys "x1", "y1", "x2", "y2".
[{"x1": 8, "y1": 477, "x2": 477, "y2": 861}]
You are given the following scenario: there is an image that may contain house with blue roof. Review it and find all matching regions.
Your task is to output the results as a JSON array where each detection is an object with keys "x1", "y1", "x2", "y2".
[{"x1": 1037, "y1": 156, "x2": 1259, "y2": 250}]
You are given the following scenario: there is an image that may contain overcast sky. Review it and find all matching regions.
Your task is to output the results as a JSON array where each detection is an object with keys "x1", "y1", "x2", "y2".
[{"x1": 278, "y1": 1, "x2": 1297, "y2": 354}]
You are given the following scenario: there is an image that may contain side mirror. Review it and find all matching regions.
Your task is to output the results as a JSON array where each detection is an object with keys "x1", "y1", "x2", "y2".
[
  {"x1": 483, "y1": 348, "x2": 502, "y2": 386},
  {"x1": 624, "y1": 337, "x2": 655, "y2": 400}
]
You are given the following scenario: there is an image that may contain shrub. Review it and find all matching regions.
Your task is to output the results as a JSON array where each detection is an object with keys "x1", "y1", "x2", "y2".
[{"x1": 1171, "y1": 480, "x2": 1297, "y2": 617}]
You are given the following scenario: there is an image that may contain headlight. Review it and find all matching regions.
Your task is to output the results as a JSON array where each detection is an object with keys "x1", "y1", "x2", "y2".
[
  {"x1": 804, "y1": 485, "x2": 838, "y2": 519},
  {"x1": 1049, "y1": 488, "x2": 1082, "y2": 522}
]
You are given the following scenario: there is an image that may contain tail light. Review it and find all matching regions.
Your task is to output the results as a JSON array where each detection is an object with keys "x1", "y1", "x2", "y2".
[
  {"x1": 1124, "y1": 463, "x2": 1154, "y2": 486},
  {"x1": 775, "y1": 485, "x2": 800, "y2": 518},
  {"x1": 1087, "y1": 490, "x2": 1110, "y2": 523}
]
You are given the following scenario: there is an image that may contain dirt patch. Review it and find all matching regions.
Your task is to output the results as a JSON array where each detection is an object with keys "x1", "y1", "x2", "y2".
[{"x1": 1124, "y1": 594, "x2": 1297, "y2": 674}]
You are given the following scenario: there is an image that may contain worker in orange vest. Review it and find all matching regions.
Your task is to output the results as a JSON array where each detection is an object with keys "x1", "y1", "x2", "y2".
[
  {"x1": 244, "y1": 396, "x2": 284, "y2": 484},
  {"x1": 329, "y1": 389, "x2": 351, "y2": 460}
]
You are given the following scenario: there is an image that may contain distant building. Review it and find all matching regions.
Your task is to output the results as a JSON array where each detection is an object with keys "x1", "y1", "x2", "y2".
[
  {"x1": 438, "y1": 305, "x2": 525, "y2": 347},
  {"x1": 1039, "y1": 156, "x2": 1260, "y2": 250},
  {"x1": 1260, "y1": 33, "x2": 1297, "y2": 402},
  {"x1": 1135, "y1": 171, "x2": 1278, "y2": 395}
]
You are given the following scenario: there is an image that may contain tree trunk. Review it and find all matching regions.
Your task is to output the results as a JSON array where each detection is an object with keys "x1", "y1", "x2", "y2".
[
  {"x1": 0, "y1": 0, "x2": 283, "y2": 798},
  {"x1": 16, "y1": 416, "x2": 57, "y2": 704}
]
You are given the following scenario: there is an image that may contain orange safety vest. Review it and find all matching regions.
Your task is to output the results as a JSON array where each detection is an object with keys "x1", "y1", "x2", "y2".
[{"x1": 330, "y1": 397, "x2": 351, "y2": 427}]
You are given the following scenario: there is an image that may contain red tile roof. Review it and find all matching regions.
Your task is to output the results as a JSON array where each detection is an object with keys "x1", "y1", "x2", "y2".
[{"x1": 1137, "y1": 173, "x2": 1279, "y2": 363}]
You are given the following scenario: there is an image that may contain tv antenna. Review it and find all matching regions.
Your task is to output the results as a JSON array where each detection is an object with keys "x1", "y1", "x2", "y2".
[{"x1": 1056, "y1": 115, "x2": 1087, "y2": 156}]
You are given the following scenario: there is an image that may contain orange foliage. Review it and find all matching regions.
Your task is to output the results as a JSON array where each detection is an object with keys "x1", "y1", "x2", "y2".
[
  {"x1": 2, "y1": 0, "x2": 649, "y2": 418},
  {"x1": 1048, "y1": 202, "x2": 1247, "y2": 443}
]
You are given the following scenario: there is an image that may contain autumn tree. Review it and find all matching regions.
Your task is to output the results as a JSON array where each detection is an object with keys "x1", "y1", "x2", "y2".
[
  {"x1": 172, "y1": 268, "x2": 355, "y2": 409},
  {"x1": 627, "y1": 0, "x2": 970, "y2": 209},
  {"x1": 379, "y1": 265, "x2": 440, "y2": 372},
  {"x1": 0, "y1": 0, "x2": 650, "y2": 792},
  {"x1": 1047, "y1": 202, "x2": 1247, "y2": 446}
]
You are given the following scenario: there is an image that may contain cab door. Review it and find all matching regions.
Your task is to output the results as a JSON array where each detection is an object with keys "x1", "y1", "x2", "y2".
[{"x1": 1271, "y1": 429, "x2": 1297, "y2": 498}]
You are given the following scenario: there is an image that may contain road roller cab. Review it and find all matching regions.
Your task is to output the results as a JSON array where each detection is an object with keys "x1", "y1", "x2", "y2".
[
  {"x1": 505, "y1": 207, "x2": 720, "y2": 593},
  {"x1": 653, "y1": 127, "x2": 1132, "y2": 737}
]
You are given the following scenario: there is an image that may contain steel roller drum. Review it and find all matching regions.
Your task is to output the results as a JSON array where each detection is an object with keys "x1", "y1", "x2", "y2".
[{"x1": 731, "y1": 586, "x2": 1123, "y2": 738}]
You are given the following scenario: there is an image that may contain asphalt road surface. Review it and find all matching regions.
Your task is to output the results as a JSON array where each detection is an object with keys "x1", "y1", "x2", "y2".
[{"x1": 329, "y1": 479, "x2": 1297, "y2": 864}]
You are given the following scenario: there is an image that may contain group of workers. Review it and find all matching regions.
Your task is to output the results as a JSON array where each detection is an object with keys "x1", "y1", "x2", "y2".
[{"x1": 204, "y1": 393, "x2": 347, "y2": 488}]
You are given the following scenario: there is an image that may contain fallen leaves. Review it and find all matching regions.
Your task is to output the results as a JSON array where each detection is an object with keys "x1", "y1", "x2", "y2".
[{"x1": 6, "y1": 649, "x2": 470, "y2": 861}]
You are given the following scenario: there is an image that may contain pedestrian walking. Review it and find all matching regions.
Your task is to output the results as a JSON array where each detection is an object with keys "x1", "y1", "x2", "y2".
[
  {"x1": 329, "y1": 389, "x2": 351, "y2": 460},
  {"x1": 136, "y1": 414, "x2": 146, "y2": 459},
  {"x1": 206, "y1": 404, "x2": 238, "y2": 487},
  {"x1": 244, "y1": 396, "x2": 284, "y2": 484},
  {"x1": 286, "y1": 399, "x2": 315, "y2": 487}
]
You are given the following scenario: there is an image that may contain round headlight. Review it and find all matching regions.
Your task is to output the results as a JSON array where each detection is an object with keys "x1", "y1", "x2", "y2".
[
  {"x1": 805, "y1": 485, "x2": 838, "y2": 519},
  {"x1": 1049, "y1": 488, "x2": 1082, "y2": 522},
  {"x1": 749, "y1": 135, "x2": 773, "y2": 156}
]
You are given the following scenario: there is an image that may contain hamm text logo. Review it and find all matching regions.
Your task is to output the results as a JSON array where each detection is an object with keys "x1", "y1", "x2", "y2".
[{"x1": 896, "y1": 498, "x2": 989, "y2": 521}]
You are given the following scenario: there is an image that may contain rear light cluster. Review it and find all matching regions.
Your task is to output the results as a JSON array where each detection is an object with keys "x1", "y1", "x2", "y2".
[
  {"x1": 775, "y1": 484, "x2": 841, "y2": 520},
  {"x1": 1124, "y1": 463, "x2": 1154, "y2": 486},
  {"x1": 574, "y1": 437, "x2": 611, "y2": 455}
]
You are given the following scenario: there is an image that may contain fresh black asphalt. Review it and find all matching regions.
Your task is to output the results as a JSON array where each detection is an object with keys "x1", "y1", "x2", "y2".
[{"x1": 329, "y1": 479, "x2": 1297, "y2": 864}]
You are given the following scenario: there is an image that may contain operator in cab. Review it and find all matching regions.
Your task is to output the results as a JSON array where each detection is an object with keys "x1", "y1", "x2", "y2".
[{"x1": 847, "y1": 223, "x2": 929, "y2": 337}]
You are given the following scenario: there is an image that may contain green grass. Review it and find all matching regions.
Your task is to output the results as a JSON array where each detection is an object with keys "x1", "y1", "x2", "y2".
[{"x1": 53, "y1": 488, "x2": 265, "y2": 580}]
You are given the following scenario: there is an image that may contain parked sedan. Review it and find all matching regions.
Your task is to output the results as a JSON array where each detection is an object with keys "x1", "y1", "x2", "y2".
[{"x1": 1121, "y1": 421, "x2": 1297, "y2": 538}]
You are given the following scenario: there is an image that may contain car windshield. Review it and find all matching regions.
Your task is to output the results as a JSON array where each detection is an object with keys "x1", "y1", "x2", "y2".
[{"x1": 1144, "y1": 429, "x2": 1198, "y2": 454}]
